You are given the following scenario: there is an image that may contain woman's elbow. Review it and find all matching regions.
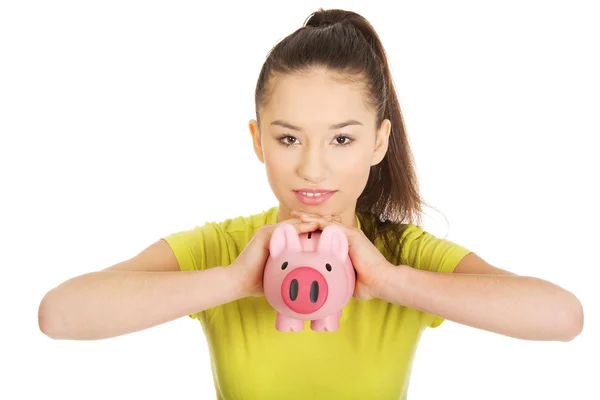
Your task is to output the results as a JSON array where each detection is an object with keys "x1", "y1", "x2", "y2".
[
  {"x1": 38, "y1": 290, "x2": 65, "y2": 339},
  {"x1": 560, "y1": 293, "x2": 584, "y2": 342}
]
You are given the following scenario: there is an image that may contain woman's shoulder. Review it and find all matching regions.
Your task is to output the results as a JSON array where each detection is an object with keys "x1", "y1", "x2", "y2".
[
  {"x1": 357, "y1": 211, "x2": 468, "y2": 264},
  {"x1": 173, "y1": 205, "x2": 278, "y2": 237},
  {"x1": 225, "y1": 205, "x2": 279, "y2": 232},
  {"x1": 356, "y1": 210, "x2": 422, "y2": 239},
  {"x1": 160, "y1": 206, "x2": 278, "y2": 273},
  {"x1": 177, "y1": 207, "x2": 277, "y2": 243}
]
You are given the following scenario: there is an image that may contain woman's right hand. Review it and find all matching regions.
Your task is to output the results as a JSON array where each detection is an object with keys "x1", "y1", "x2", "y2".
[{"x1": 228, "y1": 212, "x2": 342, "y2": 298}]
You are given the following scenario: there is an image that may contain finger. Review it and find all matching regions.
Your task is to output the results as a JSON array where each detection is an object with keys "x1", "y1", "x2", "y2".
[
  {"x1": 292, "y1": 211, "x2": 321, "y2": 219},
  {"x1": 291, "y1": 210, "x2": 339, "y2": 220},
  {"x1": 329, "y1": 221, "x2": 355, "y2": 236},
  {"x1": 299, "y1": 214, "x2": 334, "y2": 223},
  {"x1": 307, "y1": 216, "x2": 339, "y2": 222},
  {"x1": 299, "y1": 217, "x2": 342, "y2": 231},
  {"x1": 301, "y1": 216, "x2": 334, "y2": 231},
  {"x1": 280, "y1": 214, "x2": 341, "y2": 233},
  {"x1": 295, "y1": 221, "x2": 320, "y2": 233},
  {"x1": 273, "y1": 220, "x2": 318, "y2": 235}
]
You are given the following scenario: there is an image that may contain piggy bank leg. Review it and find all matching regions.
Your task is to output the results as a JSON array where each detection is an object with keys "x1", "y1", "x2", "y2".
[
  {"x1": 276, "y1": 313, "x2": 304, "y2": 332},
  {"x1": 311, "y1": 310, "x2": 342, "y2": 332}
]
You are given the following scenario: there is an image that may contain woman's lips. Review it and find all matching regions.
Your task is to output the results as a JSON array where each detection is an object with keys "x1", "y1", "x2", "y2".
[{"x1": 293, "y1": 190, "x2": 336, "y2": 205}]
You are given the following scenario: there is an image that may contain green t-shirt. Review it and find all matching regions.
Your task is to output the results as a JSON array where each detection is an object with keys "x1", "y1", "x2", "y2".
[{"x1": 162, "y1": 205, "x2": 471, "y2": 399}]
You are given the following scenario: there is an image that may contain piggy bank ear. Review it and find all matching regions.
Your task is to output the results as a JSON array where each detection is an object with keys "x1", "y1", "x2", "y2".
[
  {"x1": 317, "y1": 225, "x2": 348, "y2": 259},
  {"x1": 269, "y1": 223, "x2": 302, "y2": 258}
]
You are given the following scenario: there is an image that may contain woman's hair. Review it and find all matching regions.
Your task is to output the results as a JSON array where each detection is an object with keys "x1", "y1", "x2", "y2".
[{"x1": 254, "y1": 8, "x2": 428, "y2": 265}]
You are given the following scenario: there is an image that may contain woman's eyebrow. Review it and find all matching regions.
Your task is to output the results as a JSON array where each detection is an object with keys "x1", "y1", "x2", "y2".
[{"x1": 270, "y1": 119, "x2": 363, "y2": 131}]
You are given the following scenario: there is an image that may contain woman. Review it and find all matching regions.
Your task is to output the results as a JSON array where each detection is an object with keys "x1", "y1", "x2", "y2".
[{"x1": 38, "y1": 8, "x2": 584, "y2": 400}]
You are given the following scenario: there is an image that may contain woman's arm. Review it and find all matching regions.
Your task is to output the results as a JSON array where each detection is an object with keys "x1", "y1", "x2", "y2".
[
  {"x1": 38, "y1": 239, "x2": 244, "y2": 340},
  {"x1": 375, "y1": 262, "x2": 584, "y2": 342}
]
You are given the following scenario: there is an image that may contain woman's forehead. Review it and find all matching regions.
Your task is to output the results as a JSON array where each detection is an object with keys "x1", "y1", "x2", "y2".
[{"x1": 265, "y1": 72, "x2": 372, "y2": 122}]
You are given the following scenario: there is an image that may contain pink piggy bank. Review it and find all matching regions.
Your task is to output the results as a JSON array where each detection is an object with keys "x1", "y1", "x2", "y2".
[{"x1": 263, "y1": 223, "x2": 356, "y2": 332}]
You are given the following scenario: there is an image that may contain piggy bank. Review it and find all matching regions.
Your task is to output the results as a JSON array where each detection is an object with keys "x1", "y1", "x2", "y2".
[{"x1": 263, "y1": 223, "x2": 356, "y2": 332}]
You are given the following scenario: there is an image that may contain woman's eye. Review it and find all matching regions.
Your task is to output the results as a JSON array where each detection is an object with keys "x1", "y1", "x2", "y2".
[{"x1": 277, "y1": 135, "x2": 353, "y2": 147}]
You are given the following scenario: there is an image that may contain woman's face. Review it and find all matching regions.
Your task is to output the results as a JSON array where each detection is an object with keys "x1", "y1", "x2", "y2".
[{"x1": 249, "y1": 67, "x2": 391, "y2": 227}]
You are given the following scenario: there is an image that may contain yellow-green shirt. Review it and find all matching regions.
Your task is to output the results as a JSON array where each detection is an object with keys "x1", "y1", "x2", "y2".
[{"x1": 162, "y1": 206, "x2": 472, "y2": 400}]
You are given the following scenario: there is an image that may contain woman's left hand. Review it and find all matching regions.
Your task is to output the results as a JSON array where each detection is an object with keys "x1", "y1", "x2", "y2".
[{"x1": 290, "y1": 210, "x2": 392, "y2": 301}]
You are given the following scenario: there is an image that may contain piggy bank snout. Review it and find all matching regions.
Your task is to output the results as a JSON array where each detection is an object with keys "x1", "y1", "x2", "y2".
[{"x1": 281, "y1": 267, "x2": 328, "y2": 314}]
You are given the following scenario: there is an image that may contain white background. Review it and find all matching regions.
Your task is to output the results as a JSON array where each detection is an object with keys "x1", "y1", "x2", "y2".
[{"x1": 2, "y1": 1, "x2": 598, "y2": 399}]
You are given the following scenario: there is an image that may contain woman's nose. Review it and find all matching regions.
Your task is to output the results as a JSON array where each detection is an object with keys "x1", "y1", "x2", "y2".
[{"x1": 297, "y1": 150, "x2": 328, "y2": 182}]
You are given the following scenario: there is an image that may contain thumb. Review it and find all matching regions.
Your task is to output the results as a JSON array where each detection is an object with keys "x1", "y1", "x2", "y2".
[{"x1": 248, "y1": 225, "x2": 274, "y2": 265}]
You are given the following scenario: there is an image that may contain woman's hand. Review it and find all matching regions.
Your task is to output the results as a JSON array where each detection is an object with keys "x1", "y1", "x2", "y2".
[
  {"x1": 290, "y1": 210, "x2": 392, "y2": 301},
  {"x1": 228, "y1": 213, "x2": 341, "y2": 298}
]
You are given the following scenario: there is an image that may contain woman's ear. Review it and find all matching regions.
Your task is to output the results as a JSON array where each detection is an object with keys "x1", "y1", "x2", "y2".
[
  {"x1": 249, "y1": 119, "x2": 265, "y2": 164},
  {"x1": 371, "y1": 118, "x2": 391, "y2": 166}
]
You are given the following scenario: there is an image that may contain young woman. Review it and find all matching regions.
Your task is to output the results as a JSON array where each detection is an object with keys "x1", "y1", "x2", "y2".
[{"x1": 38, "y1": 8, "x2": 584, "y2": 400}]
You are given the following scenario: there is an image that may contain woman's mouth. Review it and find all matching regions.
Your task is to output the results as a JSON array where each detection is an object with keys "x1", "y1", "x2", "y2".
[{"x1": 293, "y1": 190, "x2": 336, "y2": 205}]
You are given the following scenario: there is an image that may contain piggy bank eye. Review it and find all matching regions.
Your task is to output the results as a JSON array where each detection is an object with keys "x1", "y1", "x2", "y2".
[
  {"x1": 326, "y1": 263, "x2": 332, "y2": 272},
  {"x1": 281, "y1": 261, "x2": 288, "y2": 270}
]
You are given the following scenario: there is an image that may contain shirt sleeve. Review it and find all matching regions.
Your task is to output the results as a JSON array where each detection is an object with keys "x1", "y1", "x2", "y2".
[
  {"x1": 161, "y1": 221, "x2": 228, "y2": 320},
  {"x1": 400, "y1": 225, "x2": 472, "y2": 328}
]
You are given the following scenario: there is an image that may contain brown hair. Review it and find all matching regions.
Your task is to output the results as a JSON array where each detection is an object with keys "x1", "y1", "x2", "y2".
[{"x1": 254, "y1": 8, "x2": 429, "y2": 265}]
